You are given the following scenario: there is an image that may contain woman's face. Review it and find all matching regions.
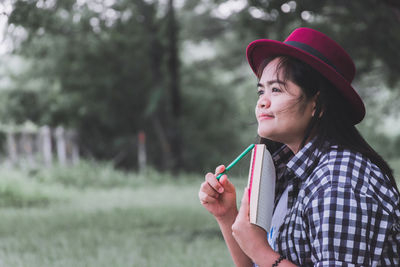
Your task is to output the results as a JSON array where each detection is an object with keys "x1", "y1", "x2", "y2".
[{"x1": 255, "y1": 58, "x2": 316, "y2": 153}]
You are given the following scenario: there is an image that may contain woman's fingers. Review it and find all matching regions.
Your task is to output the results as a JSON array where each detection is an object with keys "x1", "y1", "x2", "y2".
[
  {"x1": 219, "y1": 174, "x2": 235, "y2": 193},
  {"x1": 199, "y1": 170, "x2": 227, "y2": 205},
  {"x1": 199, "y1": 179, "x2": 219, "y2": 199},
  {"x1": 205, "y1": 172, "x2": 224, "y2": 193},
  {"x1": 198, "y1": 190, "x2": 218, "y2": 204},
  {"x1": 215, "y1": 165, "x2": 226, "y2": 175},
  {"x1": 199, "y1": 167, "x2": 238, "y2": 219}
]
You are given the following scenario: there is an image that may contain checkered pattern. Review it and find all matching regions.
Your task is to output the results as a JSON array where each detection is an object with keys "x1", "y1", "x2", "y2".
[{"x1": 270, "y1": 140, "x2": 400, "y2": 266}]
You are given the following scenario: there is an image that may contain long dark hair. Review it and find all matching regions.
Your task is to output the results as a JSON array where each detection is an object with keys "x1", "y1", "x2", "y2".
[{"x1": 256, "y1": 56, "x2": 400, "y2": 194}]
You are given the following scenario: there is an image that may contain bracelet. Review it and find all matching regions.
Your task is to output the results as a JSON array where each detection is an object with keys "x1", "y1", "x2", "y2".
[{"x1": 272, "y1": 255, "x2": 285, "y2": 267}]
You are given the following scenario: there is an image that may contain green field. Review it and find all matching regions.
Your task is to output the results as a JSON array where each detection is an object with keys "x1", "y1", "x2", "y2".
[
  {"x1": 0, "y1": 160, "x2": 399, "y2": 267},
  {"x1": 0, "y1": 163, "x2": 250, "y2": 267}
]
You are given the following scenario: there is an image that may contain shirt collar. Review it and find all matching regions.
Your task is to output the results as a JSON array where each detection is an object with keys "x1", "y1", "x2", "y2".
[
  {"x1": 287, "y1": 138, "x2": 326, "y2": 180},
  {"x1": 272, "y1": 145, "x2": 293, "y2": 177},
  {"x1": 272, "y1": 138, "x2": 327, "y2": 181}
]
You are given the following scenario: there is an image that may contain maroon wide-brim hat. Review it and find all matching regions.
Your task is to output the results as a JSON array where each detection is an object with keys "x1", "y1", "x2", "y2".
[{"x1": 246, "y1": 27, "x2": 365, "y2": 124}]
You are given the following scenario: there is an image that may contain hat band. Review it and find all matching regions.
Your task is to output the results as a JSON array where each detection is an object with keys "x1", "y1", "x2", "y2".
[{"x1": 284, "y1": 41, "x2": 343, "y2": 77}]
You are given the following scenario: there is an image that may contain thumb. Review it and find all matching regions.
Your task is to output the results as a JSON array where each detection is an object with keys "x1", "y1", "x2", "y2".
[
  {"x1": 240, "y1": 187, "x2": 249, "y2": 209},
  {"x1": 219, "y1": 175, "x2": 235, "y2": 193},
  {"x1": 237, "y1": 187, "x2": 250, "y2": 219}
]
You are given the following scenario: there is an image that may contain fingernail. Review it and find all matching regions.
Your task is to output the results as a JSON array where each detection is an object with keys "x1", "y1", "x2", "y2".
[{"x1": 218, "y1": 187, "x2": 224, "y2": 193}]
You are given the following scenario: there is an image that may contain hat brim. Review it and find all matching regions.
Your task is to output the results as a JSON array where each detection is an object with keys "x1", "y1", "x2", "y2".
[{"x1": 246, "y1": 39, "x2": 365, "y2": 124}]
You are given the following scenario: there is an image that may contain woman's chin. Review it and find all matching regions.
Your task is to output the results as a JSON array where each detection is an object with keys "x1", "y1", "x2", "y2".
[
  {"x1": 258, "y1": 127, "x2": 272, "y2": 139},
  {"x1": 258, "y1": 132, "x2": 271, "y2": 140},
  {"x1": 258, "y1": 130, "x2": 281, "y2": 143}
]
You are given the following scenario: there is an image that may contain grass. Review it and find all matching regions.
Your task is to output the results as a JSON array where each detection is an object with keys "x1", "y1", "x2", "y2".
[
  {"x1": 0, "y1": 159, "x2": 398, "y2": 267},
  {"x1": 0, "y1": 163, "x2": 249, "y2": 267},
  {"x1": 0, "y1": 189, "x2": 227, "y2": 266}
]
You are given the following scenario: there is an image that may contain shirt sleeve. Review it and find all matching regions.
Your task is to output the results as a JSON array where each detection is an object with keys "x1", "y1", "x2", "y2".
[{"x1": 304, "y1": 181, "x2": 390, "y2": 266}]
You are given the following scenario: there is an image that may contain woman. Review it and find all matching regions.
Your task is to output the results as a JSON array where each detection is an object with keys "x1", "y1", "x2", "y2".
[{"x1": 198, "y1": 28, "x2": 400, "y2": 266}]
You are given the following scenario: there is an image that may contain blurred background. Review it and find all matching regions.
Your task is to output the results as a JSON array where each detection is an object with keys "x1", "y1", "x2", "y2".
[{"x1": 0, "y1": 0, "x2": 399, "y2": 266}]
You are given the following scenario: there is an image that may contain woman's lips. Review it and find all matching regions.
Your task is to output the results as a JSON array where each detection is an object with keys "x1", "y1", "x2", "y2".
[{"x1": 258, "y1": 114, "x2": 274, "y2": 120}]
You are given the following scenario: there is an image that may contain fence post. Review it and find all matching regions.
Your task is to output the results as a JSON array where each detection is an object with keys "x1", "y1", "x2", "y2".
[
  {"x1": 21, "y1": 130, "x2": 35, "y2": 167},
  {"x1": 138, "y1": 131, "x2": 146, "y2": 173},
  {"x1": 40, "y1": 126, "x2": 52, "y2": 167},
  {"x1": 6, "y1": 131, "x2": 17, "y2": 165},
  {"x1": 55, "y1": 126, "x2": 66, "y2": 165},
  {"x1": 66, "y1": 129, "x2": 79, "y2": 165}
]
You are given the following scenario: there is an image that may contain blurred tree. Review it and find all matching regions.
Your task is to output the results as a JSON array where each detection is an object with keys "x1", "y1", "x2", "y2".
[
  {"x1": 5, "y1": 0, "x2": 172, "y2": 169},
  {"x1": 3, "y1": 0, "x2": 244, "y2": 172},
  {"x1": 166, "y1": 0, "x2": 183, "y2": 171}
]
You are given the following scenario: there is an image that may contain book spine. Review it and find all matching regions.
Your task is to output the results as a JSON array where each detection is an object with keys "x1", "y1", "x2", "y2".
[{"x1": 248, "y1": 145, "x2": 257, "y2": 202}]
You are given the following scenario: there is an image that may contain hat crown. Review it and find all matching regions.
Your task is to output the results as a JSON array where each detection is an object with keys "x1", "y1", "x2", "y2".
[
  {"x1": 284, "y1": 28, "x2": 355, "y2": 83},
  {"x1": 245, "y1": 27, "x2": 365, "y2": 124}
]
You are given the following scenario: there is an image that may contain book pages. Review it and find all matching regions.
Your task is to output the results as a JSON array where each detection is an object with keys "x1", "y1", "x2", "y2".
[
  {"x1": 249, "y1": 145, "x2": 263, "y2": 224},
  {"x1": 248, "y1": 144, "x2": 276, "y2": 232},
  {"x1": 255, "y1": 148, "x2": 276, "y2": 231}
]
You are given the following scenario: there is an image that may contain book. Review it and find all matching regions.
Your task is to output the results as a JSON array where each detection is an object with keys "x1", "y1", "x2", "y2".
[{"x1": 247, "y1": 144, "x2": 276, "y2": 232}]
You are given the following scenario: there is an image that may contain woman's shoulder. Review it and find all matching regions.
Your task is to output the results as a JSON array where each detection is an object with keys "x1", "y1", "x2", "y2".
[
  {"x1": 308, "y1": 145, "x2": 400, "y2": 210},
  {"x1": 317, "y1": 145, "x2": 383, "y2": 181},
  {"x1": 317, "y1": 144, "x2": 374, "y2": 179}
]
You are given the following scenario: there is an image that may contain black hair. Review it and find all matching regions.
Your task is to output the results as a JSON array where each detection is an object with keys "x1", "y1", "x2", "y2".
[{"x1": 256, "y1": 56, "x2": 400, "y2": 194}]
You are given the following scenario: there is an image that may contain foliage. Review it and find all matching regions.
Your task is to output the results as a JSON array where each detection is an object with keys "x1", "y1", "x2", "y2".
[
  {"x1": 30, "y1": 160, "x2": 133, "y2": 189},
  {"x1": 5, "y1": 0, "x2": 168, "y2": 167},
  {"x1": 390, "y1": 158, "x2": 400, "y2": 181},
  {"x1": 30, "y1": 160, "x2": 201, "y2": 189},
  {"x1": 2, "y1": 0, "x2": 400, "y2": 172},
  {"x1": 0, "y1": 168, "x2": 55, "y2": 207},
  {"x1": 3, "y1": 0, "x2": 244, "y2": 172}
]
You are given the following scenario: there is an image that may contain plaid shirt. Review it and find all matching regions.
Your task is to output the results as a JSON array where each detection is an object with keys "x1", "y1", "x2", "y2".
[{"x1": 271, "y1": 139, "x2": 400, "y2": 267}]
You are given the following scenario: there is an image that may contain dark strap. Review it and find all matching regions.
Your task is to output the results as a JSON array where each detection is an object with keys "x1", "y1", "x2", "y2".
[{"x1": 284, "y1": 41, "x2": 342, "y2": 76}]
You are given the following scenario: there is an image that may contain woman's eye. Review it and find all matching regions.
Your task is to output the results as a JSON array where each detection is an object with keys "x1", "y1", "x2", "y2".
[
  {"x1": 272, "y1": 87, "x2": 282, "y2": 93},
  {"x1": 257, "y1": 90, "x2": 264, "y2": 96}
]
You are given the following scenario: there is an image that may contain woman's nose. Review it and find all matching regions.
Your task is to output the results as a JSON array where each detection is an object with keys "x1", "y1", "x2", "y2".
[{"x1": 257, "y1": 93, "x2": 271, "y2": 109}]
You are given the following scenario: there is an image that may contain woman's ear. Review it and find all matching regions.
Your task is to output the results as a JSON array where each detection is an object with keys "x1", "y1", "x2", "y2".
[{"x1": 311, "y1": 92, "x2": 324, "y2": 118}]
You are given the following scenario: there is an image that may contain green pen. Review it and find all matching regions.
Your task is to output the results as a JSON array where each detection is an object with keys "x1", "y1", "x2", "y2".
[{"x1": 216, "y1": 143, "x2": 255, "y2": 180}]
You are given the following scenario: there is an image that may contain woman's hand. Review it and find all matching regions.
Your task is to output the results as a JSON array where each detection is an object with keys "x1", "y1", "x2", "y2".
[
  {"x1": 199, "y1": 165, "x2": 237, "y2": 220},
  {"x1": 232, "y1": 188, "x2": 271, "y2": 262}
]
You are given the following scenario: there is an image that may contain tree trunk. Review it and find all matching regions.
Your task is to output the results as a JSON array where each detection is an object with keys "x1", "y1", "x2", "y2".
[
  {"x1": 167, "y1": 0, "x2": 183, "y2": 172},
  {"x1": 152, "y1": 116, "x2": 173, "y2": 170},
  {"x1": 142, "y1": 1, "x2": 175, "y2": 171}
]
